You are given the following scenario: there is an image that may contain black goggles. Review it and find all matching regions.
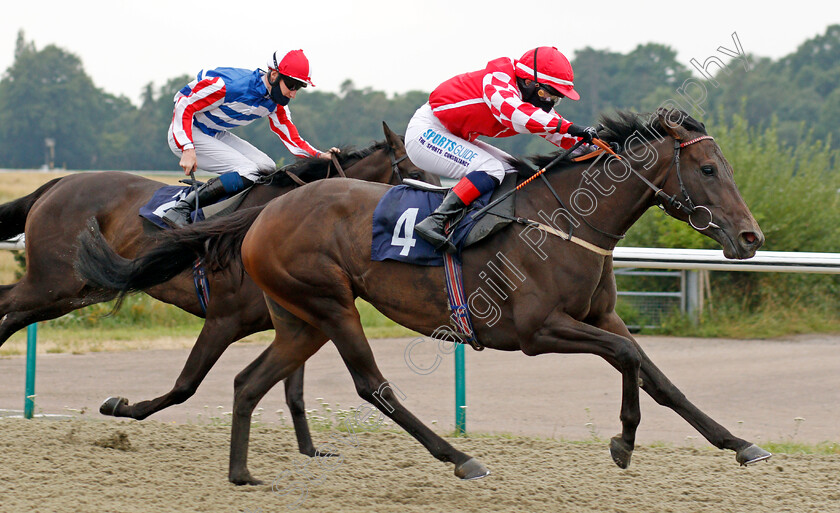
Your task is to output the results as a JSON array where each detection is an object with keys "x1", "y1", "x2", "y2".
[{"x1": 282, "y1": 75, "x2": 307, "y2": 91}]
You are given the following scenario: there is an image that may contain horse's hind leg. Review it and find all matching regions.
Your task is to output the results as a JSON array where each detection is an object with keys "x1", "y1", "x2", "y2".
[
  {"x1": 283, "y1": 364, "x2": 321, "y2": 457},
  {"x1": 597, "y1": 312, "x2": 771, "y2": 465},
  {"x1": 316, "y1": 301, "x2": 487, "y2": 480},
  {"x1": 0, "y1": 289, "x2": 108, "y2": 346},
  {"x1": 0, "y1": 249, "x2": 108, "y2": 346},
  {"x1": 228, "y1": 309, "x2": 329, "y2": 485}
]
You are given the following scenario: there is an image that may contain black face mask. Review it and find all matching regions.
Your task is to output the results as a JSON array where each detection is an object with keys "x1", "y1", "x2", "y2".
[
  {"x1": 533, "y1": 97, "x2": 556, "y2": 113},
  {"x1": 268, "y1": 74, "x2": 290, "y2": 106},
  {"x1": 516, "y1": 77, "x2": 554, "y2": 113}
]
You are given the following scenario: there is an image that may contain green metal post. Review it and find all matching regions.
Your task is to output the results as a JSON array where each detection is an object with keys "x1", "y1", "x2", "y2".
[
  {"x1": 454, "y1": 343, "x2": 466, "y2": 435},
  {"x1": 24, "y1": 323, "x2": 37, "y2": 419}
]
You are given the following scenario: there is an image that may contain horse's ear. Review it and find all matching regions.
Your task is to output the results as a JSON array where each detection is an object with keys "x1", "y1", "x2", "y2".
[
  {"x1": 382, "y1": 121, "x2": 402, "y2": 150},
  {"x1": 656, "y1": 108, "x2": 690, "y2": 141}
]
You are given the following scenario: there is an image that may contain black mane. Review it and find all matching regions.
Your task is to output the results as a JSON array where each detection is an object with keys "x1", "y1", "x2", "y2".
[
  {"x1": 596, "y1": 109, "x2": 707, "y2": 147},
  {"x1": 263, "y1": 139, "x2": 392, "y2": 187},
  {"x1": 510, "y1": 109, "x2": 708, "y2": 176}
]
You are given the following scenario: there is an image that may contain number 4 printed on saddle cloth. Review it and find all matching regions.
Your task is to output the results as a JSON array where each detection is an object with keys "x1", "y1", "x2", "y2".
[{"x1": 391, "y1": 207, "x2": 419, "y2": 256}]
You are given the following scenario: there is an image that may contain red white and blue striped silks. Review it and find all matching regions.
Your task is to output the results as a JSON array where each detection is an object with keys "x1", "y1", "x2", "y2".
[{"x1": 170, "y1": 67, "x2": 320, "y2": 158}]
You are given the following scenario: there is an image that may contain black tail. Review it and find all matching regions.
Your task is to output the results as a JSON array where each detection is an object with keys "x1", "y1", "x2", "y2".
[
  {"x1": 74, "y1": 206, "x2": 264, "y2": 309},
  {"x1": 0, "y1": 178, "x2": 64, "y2": 241}
]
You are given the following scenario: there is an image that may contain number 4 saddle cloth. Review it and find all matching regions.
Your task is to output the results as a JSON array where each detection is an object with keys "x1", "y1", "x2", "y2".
[{"x1": 371, "y1": 175, "x2": 515, "y2": 266}]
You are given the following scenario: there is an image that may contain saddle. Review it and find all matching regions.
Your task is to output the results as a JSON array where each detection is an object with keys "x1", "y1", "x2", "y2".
[
  {"x1": 402, "y1": 173, "x2": 517, "y2": 249},
  {"x1": 139, "y1": 182, "x2": 254, "y2": 230}
]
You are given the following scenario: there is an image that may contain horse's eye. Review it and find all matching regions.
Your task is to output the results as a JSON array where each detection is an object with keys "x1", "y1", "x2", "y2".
[
  {"x1": 408, "y1": 172, "x2": 421, "y2": 180},
  {"x1": 701, "y1": 165, "x2": 715, "y2": 176}
]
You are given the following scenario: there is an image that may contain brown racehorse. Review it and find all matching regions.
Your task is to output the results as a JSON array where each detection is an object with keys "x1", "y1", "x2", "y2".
[
  {"x1": 1, "y1": 123, "x2": 437, "y2": 457},
  {"x1": 75, "y1": 109, "x2": 771, "y2": 485}
]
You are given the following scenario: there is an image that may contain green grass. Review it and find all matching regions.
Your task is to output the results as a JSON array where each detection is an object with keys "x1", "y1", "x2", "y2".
[
  {"x1": 648, "y1": 291, "x2": 840, "y2": 339},
  {"x1": 0, "y1": 295, "x2": 416, "y2": 356},
  {"x1": 761, "y1": 441, "x2": 840, "y2": 456},
  {"x1": 355, "y1": 299, "x2": 419, "y2": 339}
]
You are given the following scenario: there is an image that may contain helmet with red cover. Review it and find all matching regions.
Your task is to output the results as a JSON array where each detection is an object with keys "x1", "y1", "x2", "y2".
[
  {"x1": 514, "y1": 47, "x2": 579, "y2": 101},
  {"x1": 267, "y1": 49, "x2": 315, "y2": 88}
]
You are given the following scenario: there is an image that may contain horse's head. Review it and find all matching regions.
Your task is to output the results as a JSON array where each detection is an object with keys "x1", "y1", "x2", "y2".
[
  {"x1": 338, "y1": 123, "x2": 440, "y2": 186},
  {"x1": 654, "y1": 109, "x2": 764, "y2": 259},
  {"x1": 381, "y1": 122, "x2": 441, "y2": 186}
]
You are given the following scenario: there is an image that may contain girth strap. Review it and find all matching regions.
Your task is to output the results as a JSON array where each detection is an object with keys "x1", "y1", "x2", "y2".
[
  {"x1": 443, "y1": 252, "x2": 483, "y2": 350},
  {"x1": 192, "y1": 259, "x2": 211, "y2": 315}
]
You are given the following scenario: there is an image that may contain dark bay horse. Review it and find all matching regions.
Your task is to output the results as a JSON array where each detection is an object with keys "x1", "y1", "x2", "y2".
[
  {"x1": 1, "y1": 123, "x2": 437, "y2": 456},
  {"x1": 75, "y1": 109, "x2": 771, "y2": 485}
]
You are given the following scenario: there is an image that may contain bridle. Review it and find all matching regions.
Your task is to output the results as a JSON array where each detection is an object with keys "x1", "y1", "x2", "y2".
[
  {"x1": 558, "y1": 134, "x2": 720, "y2": 243},
  {"x1": 503, "y1": 133, "x2": 721, "y2": 256},
  {"x1": 388, "y1": 144, "x2": 409, "y2": 184},
  {"x1": 631, "y1": 135, "x2": 719, "y2": 232}
]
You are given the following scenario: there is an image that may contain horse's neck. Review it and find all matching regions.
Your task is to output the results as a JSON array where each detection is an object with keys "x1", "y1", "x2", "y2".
[
  {"x1": 521, "y1": 140, "x2": 673, "y2": 249},
  {"x1": 343, "y1": 152, "x2": 390, "y2": 184},
  {"x1": 245, "y1": 152, "x2": 390, "y2": 206},
  {"x1": 245, "y1": 183, "x2": 291, "y2": 208}
]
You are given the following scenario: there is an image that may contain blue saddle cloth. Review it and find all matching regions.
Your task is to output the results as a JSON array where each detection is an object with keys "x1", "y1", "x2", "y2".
[
  {"x1": 371, "y1": 185, "x2": 492, "y2": 266},
  {"x1": 139, "y1": 185, "x2": 211, "y2": 229}
]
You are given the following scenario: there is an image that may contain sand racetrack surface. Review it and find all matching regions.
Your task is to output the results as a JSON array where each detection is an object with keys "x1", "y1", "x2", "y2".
[
  {"x1": 1, "y1": 334, "x2": 839, "y2": 512},
  {"x1": 1, "y1": 417, "x2": 839, "y2": 513}
]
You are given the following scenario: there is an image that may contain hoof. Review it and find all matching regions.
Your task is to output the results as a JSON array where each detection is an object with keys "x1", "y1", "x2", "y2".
[
  {"x1": 609, "y1": 436, "x2": 633, "y2": 469},
  {"x1": 100, "y1": 397, "x2": 128, "y2": 417},
  {"x1": 454, "y1": 457, "x2": 490, "y2": 480},
  {"x1": 312, "y1": 449, "x2": 341, "y2": 458},
  {"x1": 736, "y1": 444, "x2": 772, "y2": 466},
  {"x1": 229, "y1": 472, "x2": 264, "y2": 486}
]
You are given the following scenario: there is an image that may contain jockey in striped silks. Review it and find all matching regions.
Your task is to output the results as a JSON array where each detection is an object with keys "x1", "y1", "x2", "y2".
[{"x1": 163, "y1": 49, "x2": 338, "y2": 228}]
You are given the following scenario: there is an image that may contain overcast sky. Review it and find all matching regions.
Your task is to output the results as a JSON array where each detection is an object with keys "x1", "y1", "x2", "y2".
[{"x1": 2, "y1": 1, "x2": 838, "y2": 105}]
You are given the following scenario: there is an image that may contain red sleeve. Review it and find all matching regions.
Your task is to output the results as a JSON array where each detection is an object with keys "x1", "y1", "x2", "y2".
[
  {"x1": 481, "y1": 71, "x2": 563, "y2": 136},
  {"x1": 170, "y1": 77, "x2": 226, "y2": 151},
  {"x1": 268, "y1": 106, "x2": 321, "y2": 157}
]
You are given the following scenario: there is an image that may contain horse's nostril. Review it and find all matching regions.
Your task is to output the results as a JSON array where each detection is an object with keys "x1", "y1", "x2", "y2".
[{"x1": 741, "y1": 232, "x2": 758, "y2": 246}]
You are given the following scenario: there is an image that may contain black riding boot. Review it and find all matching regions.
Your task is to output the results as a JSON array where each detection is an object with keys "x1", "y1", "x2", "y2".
[
  {"x1": 414, "y1": 190, "x2": 468, "y2": 253},
  {"x1": 161, "y1": 177, "x2": 228, "y2": 228}
]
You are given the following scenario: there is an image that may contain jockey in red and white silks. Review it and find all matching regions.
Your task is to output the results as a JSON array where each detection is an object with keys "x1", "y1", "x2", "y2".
[
  {"x1": 162, "y1": 49, "x2": 338, "y2": 228},
  {"x1": 408, "y1": 47, "x2": 599, "y2": 252}
]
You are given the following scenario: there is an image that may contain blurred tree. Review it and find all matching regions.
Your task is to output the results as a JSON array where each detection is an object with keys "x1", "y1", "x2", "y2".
[
  {"x1": 0, "y1": 30, "x2": 125, "y2": 169},
  {"x1": 3, "y1": 26, "x2": 840, "y2": 171}
]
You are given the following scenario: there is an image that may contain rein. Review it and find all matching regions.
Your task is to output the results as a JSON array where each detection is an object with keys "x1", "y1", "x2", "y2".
[
  {"x1": 506, "y1": 135, "x2": 718, "y2": 256},
  {"x1": 268, "y1": 143, "x2": 409, "y2": 188},
  {"x1": 328, "y1": 153, "x2": 346, "y2": 178},
  {"x1": 280, "y1": 153, "x2": 347, "y2": 186}
]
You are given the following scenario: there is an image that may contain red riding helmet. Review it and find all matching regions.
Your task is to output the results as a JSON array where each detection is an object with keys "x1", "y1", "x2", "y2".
[
  {"x1": 267, "y1": 49, "x2": 315, "y2": 87},
  {"x1": 514, "y1": 47, "x2": 579, "y2": 101}
]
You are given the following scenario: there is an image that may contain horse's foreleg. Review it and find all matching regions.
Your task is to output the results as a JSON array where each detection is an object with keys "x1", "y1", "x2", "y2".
[
  {"x1": 521, "y1": 311, "x2": 642, "y2": 469},
  {"x1": 596, "y1": 312, "x2": 771, "y2": 465},
  {"x1": 102, "y1": 316, "x2": 240, "y2": 420}
]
